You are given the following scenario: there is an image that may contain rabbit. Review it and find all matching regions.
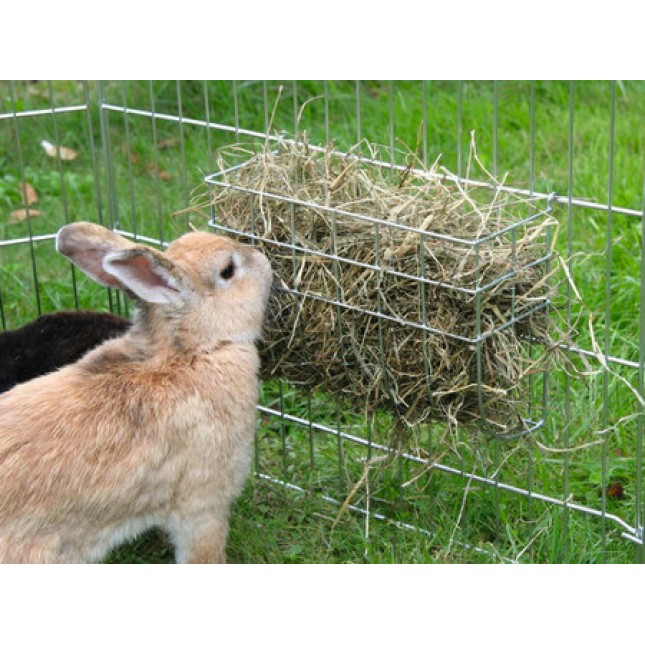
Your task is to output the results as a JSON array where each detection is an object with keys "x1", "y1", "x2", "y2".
[
  {"x1": 0, "y1": 222, "x2": 273, "y2": 563},
  {"x1": 0, "y1": 311, "x2": 131, "y2": 394}
]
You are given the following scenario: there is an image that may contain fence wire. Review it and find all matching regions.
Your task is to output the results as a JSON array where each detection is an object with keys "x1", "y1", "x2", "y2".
[{"x1": 1, "y1": 80, "x2": 643, "y2": 563}]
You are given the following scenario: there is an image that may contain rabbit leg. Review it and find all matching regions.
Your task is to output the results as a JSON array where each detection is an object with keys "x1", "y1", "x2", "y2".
[{"x1": 167, "y1": 510, "x2": 230, "y2": 564}]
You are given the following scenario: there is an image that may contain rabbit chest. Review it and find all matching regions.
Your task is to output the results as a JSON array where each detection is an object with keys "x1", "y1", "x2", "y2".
[{"x1": 144, "y1": 344, "x2": 261, "y2": 504}]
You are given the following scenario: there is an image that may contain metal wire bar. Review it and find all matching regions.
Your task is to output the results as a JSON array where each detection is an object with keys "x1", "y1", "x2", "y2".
[
  {"x1": 97, "y1": 81, "x2": 122, "y2": 315},
  {"x1": 83, "y1": 81, "x2": 105, "y2": 228},
  {"x1": 203, "y1": 81, "x2": 213, "y2": 170},
  {"x1": 271, "y1": 87, "x2": 316, "y2": 471},
  {"x1": 202, "y1": 81, "x2": 218, "y2": 228},
  {"x1": 474, "y1": 247, "x2": 487, "y2": 425},
  {"x1": 551, "y1": 342, "x2": 640, "y2": 370},
  {"x1": 600, "y1": 81, "x2": 617, "y2": 561},
  {"x1": 292, "y1": 81, "x2": 299, "y2": 140},
  {"x1": 418, "y1": 235, "x2": 437, "y2": 530},
  {"x1": 536, "y1": 93, "x2": 552, "y2": 545},
  {"x1": 418, "y1": 238, "x2": 434, "y2": 416},
  {"x1": 232, "y1": 80, "x2": 240, "y2": 141},
  {"x1": 262, "y1": 80, "x2": 269, "y2": 135},
  {"x1": 493, "y1": 81, "x2": 498, "y2": 177},
  {"x1": 525, "y1": 83, "x2": 536, "y2": 430},
  {"x1": 562, "y1": 79, "x2": 575, "y2": 563},
  {"x1": 422, "y1": 80, "x2": 428, "y2": 167},
  {"x1": 638, "y1": 171, "x2": 645, "y2": 562},
  {"x1": 176, "y1": 81, "x2": 189, "y2": 211},
  {"x1": 82, "y1": 81, "x2": 113, "y2": 314},
  {"x1": 327, "y1": 134, "x2": 348, "y2": 495},
  {"x1": 277, "y1": 379, "x2": 288, "y2": 479},
  {"x1": 250, "y1": 193, "x2": 261, "y2": 477},
  {"x1": 529, "y1": 81, "x2": 536, "y2": 193},
  {"x1": 457, "y1": 81, "x2": 463, "y2": 178},
  {"x1": 46, "y1": 81, "x2": 78, "y2": 310},
  {"x1": 98, "y1": 83, "x2": 118, "y2": 230},
  {"x1": 355, "y1": 80, "x2": 361, "y2": 145},
  {"x1": 288, "y1": 197, "x2": 316, "y2": 469},
  {"x1": 0, "y1": 234, "x2": 58, "y2": 248},
  {"x1": 147, "y1": 81, "x2": 164, "y2": 247},
  {"x1": 0, "y1": 105, "x2": 87, "y2": 121},
  {"x1": 120, "y1": 82, "x2": 138, "y2": 240},
  {"x1": 323, "y1": 80, "x2": 330, "y2": 146},
  {"x1": 388, "y1": 80, "x2": 395, "y2": 170}
]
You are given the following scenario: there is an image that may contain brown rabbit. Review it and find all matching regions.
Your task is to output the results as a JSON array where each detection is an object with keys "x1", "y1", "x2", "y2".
[{"x1": 0, "y1": 222, "x2": 272, "y2": 563}]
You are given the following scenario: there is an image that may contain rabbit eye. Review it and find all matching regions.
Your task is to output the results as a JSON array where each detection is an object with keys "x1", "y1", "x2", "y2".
[{"x1": 220, "y1": 260, "x2": 235, "y2": 280}]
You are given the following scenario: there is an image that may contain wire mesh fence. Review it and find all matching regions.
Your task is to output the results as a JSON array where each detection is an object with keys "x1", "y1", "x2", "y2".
[{"x1": 0, "y1": 80, "x2": 643, "y2": 563}]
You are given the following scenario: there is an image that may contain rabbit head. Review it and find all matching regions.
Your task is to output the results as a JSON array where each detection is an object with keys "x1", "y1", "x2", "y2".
[{"x1": 56, "y1": 223, "x2": 273, "y2": 351}]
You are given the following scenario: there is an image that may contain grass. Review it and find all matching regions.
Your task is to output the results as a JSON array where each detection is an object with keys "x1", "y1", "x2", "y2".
[{"x1": 1, "y1": 80, "x2": 644, "y2": 563}]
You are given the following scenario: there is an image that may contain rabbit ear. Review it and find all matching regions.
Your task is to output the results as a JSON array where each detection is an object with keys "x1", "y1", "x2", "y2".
[
  {"x1": 103, "y1": 247, "x2": 185, "y2": 305},
  {"x1": 56, "y1": 222, "x2": 137, "y2": 289}
]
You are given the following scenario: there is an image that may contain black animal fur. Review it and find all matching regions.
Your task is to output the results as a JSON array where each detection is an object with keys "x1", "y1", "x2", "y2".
[{"x1": 0, "y1": 311, "x2": 131, "y2": 393}]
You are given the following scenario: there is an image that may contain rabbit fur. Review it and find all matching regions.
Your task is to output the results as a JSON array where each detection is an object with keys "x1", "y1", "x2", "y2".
[
  {"x1": 0, "y1": 222, "x2": 272, "y2": 563},
  {"x1": 0, "y1": 311, "x2": 131, "y2": 394}
]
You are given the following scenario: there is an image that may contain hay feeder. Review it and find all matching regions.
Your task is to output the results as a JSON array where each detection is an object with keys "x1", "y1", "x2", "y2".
[{"x1": 206, "y1": 140, "x2": 557, "y2": 441}]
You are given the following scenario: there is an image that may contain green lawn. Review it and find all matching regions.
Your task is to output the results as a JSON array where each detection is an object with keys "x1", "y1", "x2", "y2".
[{"x1": 1, "y1": 80, "x2": 644, "y2": 563}]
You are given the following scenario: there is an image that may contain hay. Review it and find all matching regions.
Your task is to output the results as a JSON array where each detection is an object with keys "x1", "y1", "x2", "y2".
[{"x1": 208, "y1": 137, "x2": 558, "y2": 438}]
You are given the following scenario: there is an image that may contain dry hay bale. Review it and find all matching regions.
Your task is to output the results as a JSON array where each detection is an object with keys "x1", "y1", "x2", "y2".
[{"x1": 208, "y1": 138, "x2": 558, "y2": 438}]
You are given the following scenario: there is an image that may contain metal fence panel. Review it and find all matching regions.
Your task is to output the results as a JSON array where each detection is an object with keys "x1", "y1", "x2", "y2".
[{"x1": 1, "y1": 80, "x2": 643, "y2": 562}]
